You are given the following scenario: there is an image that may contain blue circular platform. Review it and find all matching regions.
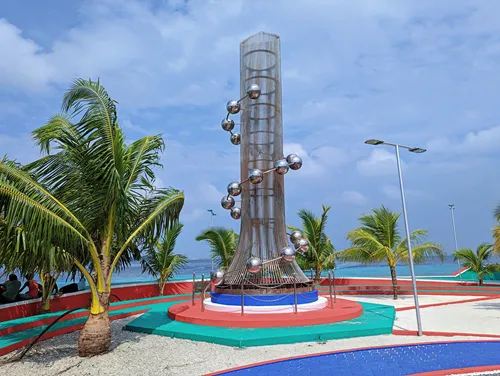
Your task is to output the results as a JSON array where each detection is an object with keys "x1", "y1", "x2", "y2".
[
  {"x1": 213, "y1": 341, "x2": 500, "y2": 376},
  {"x1": 210, "y1": 290, "x2": 318, "y2": 306}
]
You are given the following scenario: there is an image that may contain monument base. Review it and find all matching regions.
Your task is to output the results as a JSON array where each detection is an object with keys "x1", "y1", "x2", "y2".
[{"x1": 167, "y1": 297, "x2": 363, "y2": 328}]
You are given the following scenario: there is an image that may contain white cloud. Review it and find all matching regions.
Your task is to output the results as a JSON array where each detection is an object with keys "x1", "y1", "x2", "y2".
[
  {"x1": 0, "y1": 19, "x2": 54, "y2": 92},
  {"x1": 340, "y1": 190, "x2": 367, "y2": 205},
  {"x1": 356, "y1": 149, "x2": 406, "y2": 177},
  {"x1": 427, "y1": 126, "x2": 500, "y2": 155}
]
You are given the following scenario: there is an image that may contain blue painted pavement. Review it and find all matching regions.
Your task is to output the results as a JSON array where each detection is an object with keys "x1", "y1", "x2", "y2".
[{"x1": 217, "y1": 341, "x2": 500, "y2": 376}]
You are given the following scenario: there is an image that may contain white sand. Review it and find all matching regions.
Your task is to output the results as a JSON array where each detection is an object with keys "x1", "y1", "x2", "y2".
[{"x1": 1, "y1": 295, "x2": 499, "y2": 376}]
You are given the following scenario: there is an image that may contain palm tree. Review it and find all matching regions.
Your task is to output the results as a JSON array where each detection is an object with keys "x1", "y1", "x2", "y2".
[
  {"x1": 141, "y1": 222, "x2": 188, "y2": 295},
  {"x1": 287, "y1": 205, "x2": 335, "y2": 282},
  {"x1": 0, "y1": 79, "x2": 183, "y2": 356},
  {"x1": 454, "y1": 243, "x2": 500, "y2": 286},
  {"x1": 492, "y1": 205, "x2": 500, "y2": 254},
  {"x1": 340, "y1": 206, "x2": 444, "y2": 299},
  {"x1": 195, "y1": 227, "x2": 239, "y2": 270}
]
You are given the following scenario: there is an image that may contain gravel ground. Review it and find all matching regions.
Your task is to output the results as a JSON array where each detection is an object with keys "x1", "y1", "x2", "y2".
[
  {"x1": 0, "y1": 315, "x2": 496, "y2": 376},
  {"x1": 1, "y1": 295, "x2": 499, "y2": 376}
]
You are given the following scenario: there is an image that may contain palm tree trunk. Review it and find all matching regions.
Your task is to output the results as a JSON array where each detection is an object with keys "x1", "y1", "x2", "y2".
[
  {"x1": 479, "y1": 276, "x2": 483, "y2": 286},
  {"x1": 389, "y1": 265, "x2": 398, "y2": 300},
  {"x1": 78, "y1": 291, "x2": 110, "y2": 357},
  {"x1": 158, "y1": 279, "x2": 166, "y2": 296},
  {"x1": 316, "y1": 265, "x2": 322, "y2": 283}
]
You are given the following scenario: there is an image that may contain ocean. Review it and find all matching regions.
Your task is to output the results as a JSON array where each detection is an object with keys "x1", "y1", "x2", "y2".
[
  {"x1": 110, "y1": 255, "x2": 489, "y2": 283},
  {"x1": 5, "y1": 255, "x2": 498, "y2": 286}
]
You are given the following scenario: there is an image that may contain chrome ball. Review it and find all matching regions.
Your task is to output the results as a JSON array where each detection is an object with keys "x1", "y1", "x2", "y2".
[
  {"x1": 289, "y1": 231, "x2": 303, "y2": 244},
  {"x1": 226, "y1": 100, "x2": 240, "y2": 114},
  {"x1": 280, "y1": 246, "x2": 296, "y2": 262},
  {"x1": 221, "y1": 195, "x2": 235, "y2": 210},
  {"x1": 246, "y1": 257, "x2": 263, "y2": 274},
  {"x1": 246, "y1": 84, "x2": 261, "y2": 100},
  {"x1": 221, "y1": 118, "x2": 235, "y2": 132},
  {"x1": 248, "y1": 169, "x2": 264, "y2": 184},
  {"x1": 215, "y1": 269, "x2": 225, "y2": 279},
  {"x1": 230, "y1": 207, "x2": 241, "y2": 219},
  {"x1": 286, "y1": 154, "x2": 303, "y2": 170},
  {"x1": 294, "y1": 238, "x2": 309, "y2": 254},
  {"x1": 274, "y1": 159, "x2": 289, "y2": 175},
  {"x1": 227, "y1": 181, "x2": 242, "y2": 197},
  {"x1": 230, "y1": 133, "x2": 241, "y2": 145}
]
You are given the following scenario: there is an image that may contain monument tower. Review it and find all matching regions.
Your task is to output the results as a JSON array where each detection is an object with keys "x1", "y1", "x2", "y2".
[{"x1": 215, "y1": 32, "x2": 314, "y2": 300}]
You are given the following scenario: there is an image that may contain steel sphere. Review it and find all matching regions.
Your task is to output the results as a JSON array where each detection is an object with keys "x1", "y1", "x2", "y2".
[
  {"x1": 246, "y1": 257, "x2": 263, "y2": 274},
  {"x1": 289, "y1": 230, "x2": 303, "y2": 244},
  {"x1": 286, "y1": 154, "x2": 303, "y2": 170},
  {"x1": 215, "y1": 269, "x2": 225, "y2": 279},
  {"x1": 294, "y1": 238, "x2": 309, "y2": 254},
  {"x1": 230, "y1": 207, "x2": 241, "y2": 219},
  {"x1": 221, "y1": 195, "x2": 235, "y2": 210},
  {"x1": 226, "y1": 100, "x2": 241, "y2": 114},
  {"x1": 274, "y1": 159, "x2": 289, "y2": 175},
  {"x1": 230, "y1": 133, "x2": 241, "y2": 145},
  {"x1": 227, "y1": 181, "x2": 242, "y2": 197},
  {"x1": 221, "y1": 118, "x2": 235, "y2": 132},
  {"x1": 280, "y1": 246, "x2": 296, "y2": 262},
  {"x1": 248, "y1": 169, "x2": 264, "y2": 184},
  {"x1": 246, "y1": 84, "x2": 261, "y2": 100}
]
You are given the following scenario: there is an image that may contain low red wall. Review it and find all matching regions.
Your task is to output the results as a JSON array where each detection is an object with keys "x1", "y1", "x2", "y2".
[
  {"x1": 0, "y1": 280, "x2": 194, "y2": 322},
  {"x1": 1, "y1": 277, "x2": 498, "y2": 323}
]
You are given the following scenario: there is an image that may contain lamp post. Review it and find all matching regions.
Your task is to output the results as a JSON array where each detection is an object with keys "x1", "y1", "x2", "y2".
[
  {"x1": 448, "y1": 204, "x2": 461, "y2": 280},
  {"x1": 207, "y1": 209, "x2": 217, "y2": 272},
  {"x1": 365, "y1": 139, "x2": 425, "y2": 336}
]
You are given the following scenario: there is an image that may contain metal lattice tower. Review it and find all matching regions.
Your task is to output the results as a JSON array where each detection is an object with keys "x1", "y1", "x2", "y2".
[{"x1": 217, "y1": 32, "x2": 311, "y2": 293}]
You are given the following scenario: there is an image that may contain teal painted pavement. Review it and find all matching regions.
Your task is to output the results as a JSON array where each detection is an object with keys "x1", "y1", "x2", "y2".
[{"x1": 124, "y1": 301, "x2": 395, "y2": 348}]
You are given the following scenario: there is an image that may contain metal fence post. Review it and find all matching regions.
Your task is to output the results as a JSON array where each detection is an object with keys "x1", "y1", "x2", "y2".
[
  {"x1": 192, "y1": 272, "x2": 196, "y2": 306},
  {"x1": 241, "y1": 278, "x2": 244, "y2": 316},
  {"x1": 332, "y1": 268, "x2": 337, "y2": 303},
  {"x1": 201, "y1": 274, "x2": 205, "y2": 312},
  {"x1": 328, "y1": 271, "x2": 333, "y2": 309},
  {"x1": 293, "y1": 273, "x2": 298, "y2": 314}
]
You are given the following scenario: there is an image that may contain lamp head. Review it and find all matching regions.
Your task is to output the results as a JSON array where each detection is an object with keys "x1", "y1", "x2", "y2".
[
  {"x1": 364, "y1": 139, "x2": 384, "y2": 145},
  {"x1": 409, "y1": 147, "x2": 426, "y2": 154}
]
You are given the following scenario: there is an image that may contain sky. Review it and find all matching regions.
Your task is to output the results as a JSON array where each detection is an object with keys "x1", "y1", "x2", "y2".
[{"x1": 1, "y1": 0, "x2": 500, "y2": 259}]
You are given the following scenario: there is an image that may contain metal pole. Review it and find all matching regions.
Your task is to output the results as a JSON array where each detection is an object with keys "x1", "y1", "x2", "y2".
[
  {"x1": 328, "y1": 271, "x2": 333, "y2": 308},
  {"x1": 449, "y1": 204, "x2": 462, "y2": 280},
  {"x1": 201, "y1": 274, "x2": 205, "y2": 312},
  {"x1": 192, "y1": 272, "x2": 196, "y2": 306},
  {"x1": 310, "y1": 268, "x2": 314, "y2": 280},
  {"x1": 240, "y1": 278, "x2": 244, "y2": 316},
  {"x1": 395, "y1": 144, "x2": 423, "y2": 336},
  {"x1": 332, "y1": 268, "x2": 337, "y2": 303},
  {"x1": 293, "y1": 273, "x2": 298, "y2": 314}
]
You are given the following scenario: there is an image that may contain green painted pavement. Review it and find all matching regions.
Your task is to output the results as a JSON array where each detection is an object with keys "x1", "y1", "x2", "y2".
[
  {"x1": 0, "y1": 298, "x2": 191, "y2": 352},
  {"x1": 124, "y1": 301, "x2": 395, "y2": 348}
]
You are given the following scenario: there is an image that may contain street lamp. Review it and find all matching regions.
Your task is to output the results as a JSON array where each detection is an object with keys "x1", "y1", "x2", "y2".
[
  {"x1": 448, "y1": 204, "x2": 462, "y2": 280},
  {"x1": 364, "y1": 138, "x2": 425, "y2": 336},
  {"x1": 207, "y1": 209, "x2": 217, "y2": 272}
]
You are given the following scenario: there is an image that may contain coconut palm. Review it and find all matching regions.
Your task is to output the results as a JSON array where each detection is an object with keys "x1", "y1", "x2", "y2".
[
  {"x1": 454, "y1": 243, "x2": 499, "y2": 286},
  {"x1": 141, "y1": 222, "x2": 188, "y2": 295},
  {"x1": 195, "y1": 227, "x2": 239, "y2": 270},
  {"x1": 340, "y1": 205, "x2": 444, "y2": 299},
  {"x1": 0, "y1": 79, "x2": 183, "y2": 356},
  {"x1": 492, "y1": 205, "x2": 500, "y2": 254},
  {"x1": 287, "y1": 205, "x2": 335, "y2": 282}
]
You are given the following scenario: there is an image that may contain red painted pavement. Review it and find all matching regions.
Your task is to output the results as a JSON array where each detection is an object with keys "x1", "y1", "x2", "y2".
[
  {"x1": 395, "y1": 295, "x2": 500, "y2": 312},
  {"x1": 168, "y1": 298, "x2": 363, "y2": 328}
]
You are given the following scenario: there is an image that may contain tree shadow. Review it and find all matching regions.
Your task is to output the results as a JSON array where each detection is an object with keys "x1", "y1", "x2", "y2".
[{"x1": 473, "y1": 301, "x2": 500, "y2": 310}]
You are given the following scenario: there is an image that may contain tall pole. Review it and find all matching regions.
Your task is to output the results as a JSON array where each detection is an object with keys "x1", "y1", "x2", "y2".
[
  {"x1": 207, "y1": 210, "x2": 216, "y2": 272},
  {"x1": 395, "y1": 144, "x2": 423, "y2": 336},
  {"x1": 449, "y1": 204, "x2": 462, "y2": 280}
]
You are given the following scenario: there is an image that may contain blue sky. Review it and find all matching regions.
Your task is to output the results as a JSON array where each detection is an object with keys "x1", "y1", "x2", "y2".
[{"x1": 1, "y1": 0, "x2": 499, "y2": 258}]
